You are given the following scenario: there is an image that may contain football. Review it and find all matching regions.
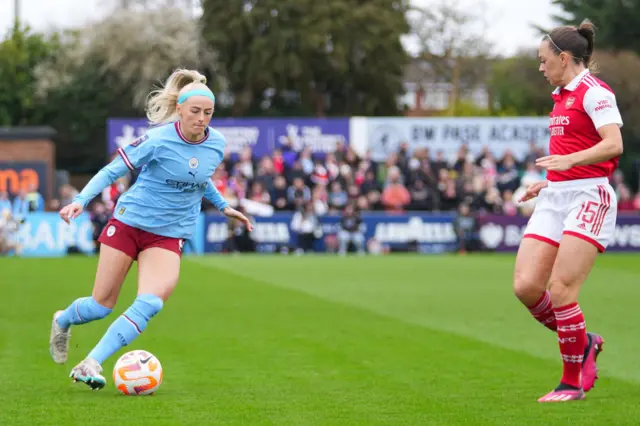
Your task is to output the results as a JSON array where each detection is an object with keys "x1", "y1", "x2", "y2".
[{"x1": 113, "y1": 350, "x2": 163, "y2": 396}]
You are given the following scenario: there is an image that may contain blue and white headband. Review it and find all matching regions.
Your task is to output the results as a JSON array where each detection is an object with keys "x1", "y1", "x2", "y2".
[{"x1": 177, "y1": 89, "x2": 216, "y2": 104}]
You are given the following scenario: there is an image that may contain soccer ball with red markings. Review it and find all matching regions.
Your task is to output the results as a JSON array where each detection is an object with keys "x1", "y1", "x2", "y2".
[{"x1": 113, "y1": 350, "x2": 163, "y2": 396}]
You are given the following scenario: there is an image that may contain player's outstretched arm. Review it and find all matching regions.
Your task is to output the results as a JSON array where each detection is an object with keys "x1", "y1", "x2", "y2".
[
  {"x1": 518, "y1": 180, "x2": 548, "y2": 203},
  {"x1": 61, "y1": 138, "x2": 158, "y2": 224},
  {"x1": 60, "y1": 160, "x2": 130, "y2": 224},
  {"x1": 204, "y1": 180, "x2": 229, "y2": 211},
  {"x1": 203, "y1": 180, "x2": 253, "y2": 231},
  {"x1": 74, "y1": 162, "x2": 129, "y2": 207},
  {"x1": 222, "y1": 207, "x2": 253, "y2": 232}
]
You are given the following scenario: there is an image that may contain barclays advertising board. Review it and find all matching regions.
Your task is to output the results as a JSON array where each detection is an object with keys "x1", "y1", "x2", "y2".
[
  {"x1": 14, "y1": 212, "x2": 205, "y2": 257},
  {"x1": 17, "y1": 213, "x2": 95, "y2": 257}
]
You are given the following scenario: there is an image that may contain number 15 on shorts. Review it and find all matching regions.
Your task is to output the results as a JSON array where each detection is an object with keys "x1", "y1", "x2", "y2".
[{"x1": 567, "y1": 185, "x2": 615, "y2": 252}]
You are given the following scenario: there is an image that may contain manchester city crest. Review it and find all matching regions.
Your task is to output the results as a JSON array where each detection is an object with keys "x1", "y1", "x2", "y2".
[{"x1": 189, "y1": 157, "x2": 199, "y2": 169}]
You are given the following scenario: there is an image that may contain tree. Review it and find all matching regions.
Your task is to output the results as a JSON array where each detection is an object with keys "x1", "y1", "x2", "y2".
[
  {"x1": 34, "y1": 7, "x2": 212, "y2": 173},
  {"x1": 488, "y1": 50, "x2": 553, "y2": 116},
  {"x1": 201, "y1": 0, "x2": 409, "y2": 117},
  {"x1": 552, "y1": 1, "x2": 640, "y2": 186},
  {"x1": 594, "y1": 51, "x2": 640, "y2": 165},
  {"x1": 0, "y1": 24, "x2": 59, "y2": 126},
  {"x1": 551, "y1": 0, "x2": 640, "y2": 53},
  {"x1": 37, "y1": 7, "x2": 215, "y2": 109},
  {"x1": 36, "y1": 55, "x2": 140, "y2": 174},
  {"x1": 408, "y1": 0, "x2": 493, "y2": 115},
  {"x1": 78, "y1": 7, "x2": 216, "y2": 108}
]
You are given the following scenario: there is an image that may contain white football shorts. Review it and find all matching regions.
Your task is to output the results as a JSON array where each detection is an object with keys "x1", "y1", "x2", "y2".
[{"x1": 523, "y1": 177, "x2": 617, "y2": 252}]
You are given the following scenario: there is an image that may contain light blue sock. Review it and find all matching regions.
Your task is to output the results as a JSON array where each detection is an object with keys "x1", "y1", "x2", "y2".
[
  {"x1": 87, "y1": 294, "x2": 163, "y2": 365},
  {"x1": 57, "y1": 297, "x2": 112, "y2": 329}
]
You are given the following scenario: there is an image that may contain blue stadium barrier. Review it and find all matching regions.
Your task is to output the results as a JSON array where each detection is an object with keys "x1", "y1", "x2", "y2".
[
  {"x1": 11, "y1": 212, "x2": 640, "y2": 257},
  {"x1": 18, "y1": 212, "x2": 95, "y2": 257},
  {"x1": 203, "y1": 212, "x2": 459, "y2": 253}
]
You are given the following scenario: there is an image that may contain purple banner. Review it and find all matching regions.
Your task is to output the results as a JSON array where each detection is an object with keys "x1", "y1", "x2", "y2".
[
  {"x1": 107, "y1": 118, "x2": 349, "y2": 157},
  {"x1": 477, "y1": 214, "x2": 640, "y2": 252}
]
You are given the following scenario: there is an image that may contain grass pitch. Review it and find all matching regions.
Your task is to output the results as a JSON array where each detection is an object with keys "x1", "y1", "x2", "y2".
[{"x1": 1, "y1": 254, "x2": 639, "y2": 425}]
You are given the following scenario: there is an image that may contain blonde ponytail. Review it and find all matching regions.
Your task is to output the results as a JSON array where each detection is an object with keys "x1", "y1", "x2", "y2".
[{"x1": 146, "y1": 69, "x2": 207, "y2": 125}]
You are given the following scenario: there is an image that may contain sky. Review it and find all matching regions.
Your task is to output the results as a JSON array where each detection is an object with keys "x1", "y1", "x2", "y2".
[{"x1": 1, "y1": 0, "x2": 564, "y2": 57}]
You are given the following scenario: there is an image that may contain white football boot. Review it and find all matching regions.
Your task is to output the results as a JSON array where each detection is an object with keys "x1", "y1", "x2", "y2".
[
  {"x1": 49, "y1": 310, "x2": 70, "y2": 364},
  {"x1": 70, "y1": 358, "x2": 106, "y2": 390}
]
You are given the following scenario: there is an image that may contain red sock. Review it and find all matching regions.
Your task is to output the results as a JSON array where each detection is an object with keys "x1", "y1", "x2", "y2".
[
  {"x1": 554, "y1": 303, "x2": 587, "y2": 389},
  {"x1": 528, "y1": 291, "x2": 557, "y2": 331}
]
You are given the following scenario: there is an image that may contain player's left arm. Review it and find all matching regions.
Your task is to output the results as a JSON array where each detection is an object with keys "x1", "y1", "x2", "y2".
[
  {"x1": 204, "y1": 180, "x2": 229, "y2": 211},
  {"x1": 568, "y1": 87, "x2": 624, "y2": 166},
  {"x1": 567, "y1": 125, "x2": 623, "y2": 167},
  {"x1": 537, "y1": 87, "x2": 623, "y2": 171},
  {"x1": 204, "y1": 180, "x2": 254, "y2": 232}
]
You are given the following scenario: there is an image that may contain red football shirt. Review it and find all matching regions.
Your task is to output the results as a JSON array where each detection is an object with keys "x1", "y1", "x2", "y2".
[{"x1": 547, "y1": 69, "x2": 623, "y2": 182}]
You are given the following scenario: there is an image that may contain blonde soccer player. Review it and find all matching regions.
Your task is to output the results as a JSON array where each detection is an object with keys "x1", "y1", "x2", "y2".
[{"x1": 50, "y1": 69, "x2": 252, "y2": 390}]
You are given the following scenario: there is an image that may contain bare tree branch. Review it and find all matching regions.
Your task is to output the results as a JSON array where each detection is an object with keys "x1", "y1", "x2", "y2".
[{"x1": 36, "y1": 7, "x2": 217, "y2": 108}]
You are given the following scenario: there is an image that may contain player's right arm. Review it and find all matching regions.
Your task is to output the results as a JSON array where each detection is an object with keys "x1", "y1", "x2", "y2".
[
  {"x1": 537, "y1": 87, "x2": 624, "y2": 172},
  {"x1": 60, "y1": 136, "x2": 158, "y2": 223},
  {"x1": 518, "y1": 181, "x2": 548, "y2": 203},
  {"x1": 566, "y1": 87, "x2": 623, "y2": 167}
]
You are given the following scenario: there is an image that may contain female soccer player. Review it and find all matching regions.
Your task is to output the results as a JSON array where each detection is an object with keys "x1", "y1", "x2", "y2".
[
  {"x1": 514, "y1": 20, "x2": 623, "y2": 402},
  {"x1": 49, "y1": 69, "x2": 253, "y2": 390}
]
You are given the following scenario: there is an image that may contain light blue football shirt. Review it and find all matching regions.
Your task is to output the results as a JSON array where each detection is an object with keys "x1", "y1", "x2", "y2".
[{"x1": 74, "y1": 122, "x2": 228, "y2": 239}]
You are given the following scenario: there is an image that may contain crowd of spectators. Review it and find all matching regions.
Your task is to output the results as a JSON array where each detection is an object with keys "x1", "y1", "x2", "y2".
[
  {"x1": 3, "y1": 139, "x2": 639, "y2": 222},
  {"x1": 206, "y1": 141, "x2": 640, "y2": 218},
  {"x1": 2, "y1": 139, "x2": 639, "y2": 255}
]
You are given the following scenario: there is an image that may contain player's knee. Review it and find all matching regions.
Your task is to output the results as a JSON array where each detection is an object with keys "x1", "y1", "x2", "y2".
[
  {"x1": 548, "y1": 278, "x2": 575, "y2": 307},
  {"x1": 125, "y1": 294, "x2": 164, "y2": 334},
  {"x1": 85, "y1": 297, "x2": 113, "y2": 320},
  {"x1": 513, "y1": 273, "x2": 543, "y2": 305},
  {"x1": 92, "y1": 293, "x2": 117, "y2": 310},
  {"x1": 136, "y1": 294, "x2": 164, "y2": 319},
  {"x1": 92, "y1": 282, "x2": 124, "y2": 309}
]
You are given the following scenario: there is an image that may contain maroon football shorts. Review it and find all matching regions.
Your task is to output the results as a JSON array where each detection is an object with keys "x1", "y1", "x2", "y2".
[{"x1": 98, "y1": 217, "x2": 183, "y2": 260}]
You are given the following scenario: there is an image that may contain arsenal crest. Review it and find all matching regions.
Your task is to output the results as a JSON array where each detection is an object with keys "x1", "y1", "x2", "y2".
[{"x1": 565, "y1": 96, "x2": 576, "y2": 108}]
